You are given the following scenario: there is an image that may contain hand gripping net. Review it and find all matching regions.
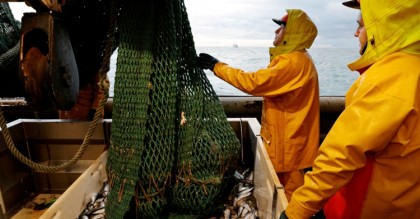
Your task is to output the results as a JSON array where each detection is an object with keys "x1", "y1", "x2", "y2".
[{"x1": 105, "y1": 0, "x2": 241, "y2": 218}]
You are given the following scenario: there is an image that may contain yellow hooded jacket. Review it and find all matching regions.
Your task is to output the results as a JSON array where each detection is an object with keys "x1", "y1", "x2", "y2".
[
  {"x1": 213, "y1": 9, "x2": 319, "y2": 172},
  {"x1": 286, "y1": 1, "x2": 420, "y2": 218}
]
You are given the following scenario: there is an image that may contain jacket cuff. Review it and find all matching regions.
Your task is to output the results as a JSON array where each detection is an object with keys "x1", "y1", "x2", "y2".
[
  {"x1": 213, "y1": 62, "x2": 227, "y2": 72},
  {"x1": 286, "y1": 199, "x2": 317, "y2": 219}
]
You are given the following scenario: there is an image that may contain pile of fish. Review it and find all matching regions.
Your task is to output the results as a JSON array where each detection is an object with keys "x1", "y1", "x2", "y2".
[
  {"x1": 77, "y1": 172, "x2": 257, "y2": 219},
  {"x1": 222, "y1": 169, "x2": 259, "y2": 219},
  {"x1": 78, "y1": 180, "x2": 109, "y2": 219}
]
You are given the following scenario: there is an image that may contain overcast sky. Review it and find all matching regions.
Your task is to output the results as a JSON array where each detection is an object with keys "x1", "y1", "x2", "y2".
[
  {"x1": 9, "y1": 0, "x2": 359, "y2": 48},
  {"x1": 184, "y1": 0, "x2": 360, "y2": 48}
]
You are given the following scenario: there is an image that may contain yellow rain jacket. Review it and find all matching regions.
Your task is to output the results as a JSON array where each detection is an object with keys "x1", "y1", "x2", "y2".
[
  {"x1": 213, "y1": 9, "x2": 319, "y2": 172},
  {"x1": 286, "y1": 1, "x2": 420, "y2": 218}
]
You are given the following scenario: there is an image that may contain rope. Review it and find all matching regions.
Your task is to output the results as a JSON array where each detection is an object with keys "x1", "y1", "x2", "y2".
[{"x1": 0, "y1": 85, "x2": 109, "y2": 172}]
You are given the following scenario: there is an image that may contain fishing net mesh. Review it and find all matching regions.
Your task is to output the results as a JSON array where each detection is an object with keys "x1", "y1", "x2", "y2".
[
  {"x1": 0, "y1": 3, "x2": 19, "y2": 55},
  {"x1": 0, "y1": 0, "x2": 240, "y2": 217},
  {"x1": 0, "y1": 3, "x2": 24, "y2": 97},
  {"x1": 106, "y1": 0, "x2": 240, "y2": 218}
]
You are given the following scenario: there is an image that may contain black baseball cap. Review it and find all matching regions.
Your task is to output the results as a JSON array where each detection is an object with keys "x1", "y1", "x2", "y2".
[
  {"x1": 342, "y1": 0, "x2": 360, "y2": 9},
  {"x1": 272, "y1": 14, "x2": 288, "y2": 26}
]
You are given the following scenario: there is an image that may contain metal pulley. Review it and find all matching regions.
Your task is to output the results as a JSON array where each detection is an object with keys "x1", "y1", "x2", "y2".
[{"x1": 19, "y1": 12, "x2": 79, "y2": 110}]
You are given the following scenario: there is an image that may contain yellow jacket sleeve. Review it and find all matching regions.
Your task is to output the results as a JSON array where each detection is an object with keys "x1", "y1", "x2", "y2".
[{"x1": 213, "y1": 52, "x2": 312, "y2": 97}]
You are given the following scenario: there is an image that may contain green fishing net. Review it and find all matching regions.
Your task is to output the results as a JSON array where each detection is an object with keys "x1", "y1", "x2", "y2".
[
  {"x1": 106, "y1": 0, "x2": 240, "y2": 218},
  {"x1": 0, "y1": 3, "x2": 24, "y2": 97},
  {"x1": 0, "y1": 3, "x2": 19, "y2": 56}
]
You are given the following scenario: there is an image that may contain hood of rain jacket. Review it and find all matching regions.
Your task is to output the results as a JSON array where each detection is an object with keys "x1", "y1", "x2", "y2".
[
  {"x1": 348, "y1": 0, "x2": 420, "y2": 70},
  {"x1": 269, "y1": 9, "x2": 317, "y2": 61}
]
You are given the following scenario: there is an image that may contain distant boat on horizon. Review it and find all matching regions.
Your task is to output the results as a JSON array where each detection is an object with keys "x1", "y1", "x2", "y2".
[{"x1": 233, "y1": 44, "x2": 238, "y2": 48}]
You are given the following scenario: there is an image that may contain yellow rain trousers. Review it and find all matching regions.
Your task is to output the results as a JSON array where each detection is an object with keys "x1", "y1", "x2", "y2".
[
  {"x1": 213, "y1": 9, "x2": 319, "y2": 199},
  {"x1": 286, "y1": 0, "x2": 420, "y2": 218}
]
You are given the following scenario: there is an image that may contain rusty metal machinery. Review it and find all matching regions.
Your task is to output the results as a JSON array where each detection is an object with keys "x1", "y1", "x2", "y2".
[{"x1": 20, "y1": 12, "x2": 79, "y2": 110}]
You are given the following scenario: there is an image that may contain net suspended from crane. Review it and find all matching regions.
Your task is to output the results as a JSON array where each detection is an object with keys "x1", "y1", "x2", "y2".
[{"x1": 105, "y1": 0, "x2": 241, "y2": 218}]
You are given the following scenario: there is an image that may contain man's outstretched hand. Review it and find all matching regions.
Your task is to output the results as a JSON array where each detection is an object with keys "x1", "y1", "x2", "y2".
[{"x1": 197, "y1": 53, "x2": 219, "y2": 70}]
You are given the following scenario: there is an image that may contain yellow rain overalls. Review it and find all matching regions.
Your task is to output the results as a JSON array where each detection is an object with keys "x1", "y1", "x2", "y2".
[
  {"x1": 286, "y1": 0, "x2": 420, "y2": 218},
  {"x1": 212, "y1": 9, "x2": 319, "y2": 201}
]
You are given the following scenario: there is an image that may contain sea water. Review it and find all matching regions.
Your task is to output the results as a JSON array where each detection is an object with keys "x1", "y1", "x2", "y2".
[{"x1": 108, "y1": 47, "x2": 360, "y2": 97}]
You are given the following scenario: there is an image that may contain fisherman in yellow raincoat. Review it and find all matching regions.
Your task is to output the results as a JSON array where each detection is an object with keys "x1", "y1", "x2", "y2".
[
  {"x1": 58, "y1": 75, "x2": 105, "y2": 120},
  {"x1": 282, "y1": 0, "x2": 420, "y2": 218},
  {"x1": 197, "y1": 9, "x2": 320, "y2": 201}
]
